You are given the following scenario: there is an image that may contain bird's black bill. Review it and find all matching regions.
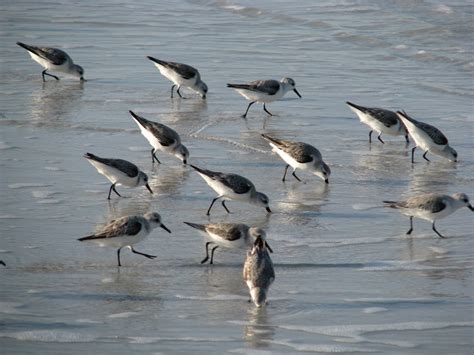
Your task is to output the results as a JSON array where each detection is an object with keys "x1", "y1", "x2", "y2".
[
  {"x1": 146, "y1": 184, "x2": 153, "y2": 194},
  {"x1": 160, "y1": 224, "x2": 172, "y2": 233},
  {"x1": 80, "y1": 77, "x2": 87, "y2": 81},
  {"x1": 468, "y1": 204, "x2": 474, "y2": 211},
  {"x1": 293, "y1": 89, "x2": 302, "y2": 98},
  {"x1": 265, "y1": 241, "x2": 273, "y2": 253},
  {"x1": 325, "y1": 179, "x2": 329, "y2": 184},
  {"x1": 266, "y1": 206, "x2": 272, "y2": 213}
]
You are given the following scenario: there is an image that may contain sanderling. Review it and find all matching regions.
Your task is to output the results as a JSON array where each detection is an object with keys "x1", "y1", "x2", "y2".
[
  {"x1": 384, "y1": 193, "x2": 473, "y2": 238},
  {"x1": 261, "y1": 134, "x2": 331, "y2": 183},
  {"x1": 17, "y1": 42, "x2": 85, "y2": 81},
  {"x1": 129, "y1": 110, "x2": 189, "y2": 165},
  {"x1": 396, "y1": 111, "x2": 457, "y2": 163},
  {"x1": 78, "y1": 212, "x2": 171, "y2": 266},
  {"x1": 227, "y1": 78, "x2": 302, "y2": 118},
  {"x1": 183, "y1": 222, "x2": 273, "y2": 264},
  {"x1": 346, "y1": 101, "x2": 409, "y2": 144},
  {"x1": 147, "y1": 56, "x2": 207, "y2": 99},
  {"x1": 84, "y1": 153, "x2": 153, "y2": 199},
  {"x1": 190, "y1": 165, "x2": 271, "y2": 215},
  {"x1": 243, "y1": 235, "x2": 275, "y2": 307}
]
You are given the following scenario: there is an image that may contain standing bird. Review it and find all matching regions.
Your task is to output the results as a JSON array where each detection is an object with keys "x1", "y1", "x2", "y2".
[
  {"x1": 190, "y1": 165, "x2": 271, "y2": 215},
  {"x1": 261, "y1": 134, "x2": 331, "y2": 183},
  {"x1": 17, "y1": 42, "x2": 85, "y2": 81},
  {"x1": 396, "y1": 111, "x2": 457, "y2": 163},
  {"x1": 346, "y1": 102, "x2": 409, "y2": 144},
  {"x1": 243, "y1": 236, "x2": 275, "y2": 307},
  {"x1": 383, "y1": 193, "x2": 473, "y2": 238},
  {"x1": 147, "y1": 56, "x2": 207, "y2": 99},
  {"x1": 84, "y1": 153, "x2": 153, "y2": 199},
  {"x1": 129, "y1": 110, "x2": 189, "y2": 165},
  {"x1": 227, "y1": 78, "x2": 302, "y2": 118},
  {"x1": 183, "y1": 222, "x2": 273, "y2": 265},
  {"x1": 78, "y1": 212, "x2": 171, "y2": 267}
]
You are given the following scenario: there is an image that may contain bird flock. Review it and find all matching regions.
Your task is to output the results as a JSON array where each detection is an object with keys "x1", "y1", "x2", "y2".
[{"x1": 17, "y1": 42, "x2": 473, "y2": 307}]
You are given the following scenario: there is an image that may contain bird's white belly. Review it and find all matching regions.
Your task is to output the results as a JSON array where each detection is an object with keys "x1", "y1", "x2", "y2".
[
  {"x1": 93, "y1": 233, "x2": 147, "y2": 249},
  {"x1": 235, "y1": 89, "x2": 283, "y2": 103},
  {"x1": 273, "y1": 147, "x2": 308, "y2": 171},
  {"x1": 207, "y1": 232, "x2": 245, "y2": 249},
  {"x1": 154, "y1": 64, "x2": 195, "y2": 87},
  {"x1": 28, "y1": 51, "x2": 68, "y2": 72},
  {"x1": 141, "y1": 128, "x2": 176, "y2": 153},
  {"x1": 356, "y1": 112, "x2": 399, "y2": 135},
  {"x1": 89, "y1": 160, "x2": 137, "y2": 187}
]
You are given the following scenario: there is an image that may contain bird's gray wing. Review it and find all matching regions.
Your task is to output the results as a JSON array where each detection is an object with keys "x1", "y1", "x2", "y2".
[
  {"x1": 35, "y1": 47, "x2": 69, "y2": 65},
  {"x1": 217, "y1": 174, "x2": 254, "y2": 194},
  {"x1": 401, "y1": 195, "x2": 447, "y2": 213},
  {"x1": 206, "y1": 224, "x2": 245, "y2": 241},
  {"x1": 164, "y1": 61, "x2": 198, "y2": 80},
  {"x1": 366, "y1": 108, "x2": 398, "y2": 127},
  {"x1": 247, "y1": 80, "x2": 281, "y2": 95},
  {"x1": 286, "y1": 142, "x2": 321, "y2": 163},
  {"x1": 90, "y1": 217, "x2": 142, "y2": 239},
  {"x1": 108, "y1": 159, "x2": 139, "y2": 177},
  {"x1": 148, "y1": 123, "x2": 180, "y2": 146},
  {"x1": 415, "y1": 121, "x2": 448, "y2": 145}
]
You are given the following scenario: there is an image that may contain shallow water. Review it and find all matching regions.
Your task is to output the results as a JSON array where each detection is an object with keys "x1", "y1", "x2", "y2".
[{"x1": 1, "y1": 0, "x2": 473, "y2": 353}]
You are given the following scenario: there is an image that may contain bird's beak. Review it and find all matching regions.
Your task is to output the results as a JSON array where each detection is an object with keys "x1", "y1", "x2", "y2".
[
  {"x1": 183, "y1": 159, "x2": 187, "y2": 165},
  {"x1": 265, "y1": 241, "x2": 273, "y2": 253},
  {"x1": 325, "y1": 179, "x2": 329, "y2": 184},
  {"x1": 160, "y1": 224, "x2": 172, "y2": 233},
  {"x1": 468, "y1": 204, "x2": 474, "y2": 211},
  {"x1": 293, "y1": 88, "x2": 302, "y2": 98},
  {"x1": 146, "y1": 184, "x2": 153, "y2": 194},
  {"x1": 80, "y1": 77, "x2": 87, "y2": 82},
  {"x1": 266, "y1": 206, "x2": 272, "y2": 213}
]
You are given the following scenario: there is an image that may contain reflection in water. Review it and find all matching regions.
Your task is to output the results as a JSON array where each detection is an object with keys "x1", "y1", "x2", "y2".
[
  {"x1": 166, "y1": 97, "x2": 208, "y2": 124},
  {"x1": 149, "y1": 164, "x2": 190, "y2": 197},
  {"x1": 408, "y1": 161, "x2": 457, "y2": 195},
  {"x1": 355, "y1": 145, "x2": 410, "y2": 180},
  {"x1": 30, "y1": 81, "x2": 84, "y2": 125},
  {"x1": 104, "y1": 198, "x2": 152, "y2": 226},
  {"x1": 244, "y1": 306, "x2": 275, "y2": 348}
]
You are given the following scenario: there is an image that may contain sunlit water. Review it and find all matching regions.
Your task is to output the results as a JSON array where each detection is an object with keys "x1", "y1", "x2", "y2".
[{"x1": 1, "y1": 0, "x2": 473, "y2": 353}]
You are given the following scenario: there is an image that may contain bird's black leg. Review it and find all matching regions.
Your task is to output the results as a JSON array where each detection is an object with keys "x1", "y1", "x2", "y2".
[
  {"x1": 242, "y1": 101, "x2": 256, "y2": 118},
  {"x1": 292, "y1": 170, "x2": 302, "y2": 182},
  {"x1": 151, "y1": 148, "x2": 161, "y2": 164},
  {"x1": 210, "y1": 246, "x2": 219, "y2": 264},
  {"x1": 422, "y1": 151, "x2": 430, "y2": 162},
  {"x1": 117, "y1": 248, "x2": 122, "y2": 267},
  {"x1": 176, "y1": 86, "x2": 185, "y2": 99},
  {"x1": 108, "y1": 184, "x2": 121, "y2": 200},
  {"x1": 200, "y1": 242, "x2": 212, "y2": 264},
  {"x1": 42, "y1": 69, "x2": 59, "y2": 81},
  {"x1": 263, "y1": 104, "x2": 273, "y2": 116},
  {"x1": 432, "y1": 221, "x2": 445, "y2": 239},
  {"x1": 404, "y1": 134, "x2": 410, "y2": 144},
  {"x1": 411, "y1": 147, "x2": 417, "y2": 163},
  {"x1": 406, "y1": 216, "x2": 414, "y2": 235},
  {"x1": 377, "y1": 133, "x2": 385, "y2": 144},
  {"x1": 221, "y1": 200, "x2": 231, "y2": 214},
  {"x1": 206, "y1": 197, "x2": 220, "y2": 216},
  {"x1": 369, "y1": 130, "x2": 373, "y2": 144},
  {"x1": 282, "y1": 165, "x2": 289, "y2": 182},
  {"x1": 170, "y1": 84, "x2": 176, "y2": 98},
  {"x1": 131, "y1": 247, "x2": 157, "y2": 259}
]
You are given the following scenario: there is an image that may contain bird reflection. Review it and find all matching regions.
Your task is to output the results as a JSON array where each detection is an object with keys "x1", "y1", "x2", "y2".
[
  {"x1": 166, "y1": 97, "x2": 208, "y2": 124},
  {"x1": 30, "y1": 81, "x2": 84, "y2": 125},
  {"x1": 148, "y1": 164, "x2": 190, "y2": 197},
  {"x1": 243, "y1": 306, "x2": 275, "y2": 348}
]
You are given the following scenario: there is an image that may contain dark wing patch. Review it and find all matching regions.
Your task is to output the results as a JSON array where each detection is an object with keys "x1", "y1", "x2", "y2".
[
  {"x1": 217, "y1": 174, "x2": 253, "y2": 194},
  {"x1": 206, "y1": 224, "x2": 244, "y2": 241},
  {"x1": 35, "y1": 47, "x2": 69, "y2": 65},
  {"x1": 164, "y1": 62, "x2": 197, "y2": 80},
  {"x1": 286, "y1": 143, "x2": 318, "y2": 163},
  {"x1": 366, "y1": 108, "x2": 398, "y2": 127},
  {"x1": 248, "y1": 80, "x2": 280, "y2": 95},
  {"x1": 109, "y1": 159, "x2": 139, "y2": 177},
  {"x1": 87, "y1": 217, "x2": 142, "y2": 239},
  {"x1": 415, "y1": 121, "x2": 448, "y2": 145},
  {"x1": 147, "y1": 123, "x2": 179, "y2": 146},
  {"x1": 417, "y1": 197, "x2": 446, "y2": 213}
]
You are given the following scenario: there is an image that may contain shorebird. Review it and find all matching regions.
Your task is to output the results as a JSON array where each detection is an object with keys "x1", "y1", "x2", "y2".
[
  {"x1": 243, "y1": 236, "x2": 275, "y2": 307},
  {"x1": 147, "y1": 56, "x2": 207, "y2": 99},
  {"x1": 227, "y1": 78, "x2": 302, "y2": 118},
  {"x1": 84, "y1": 153, "x2": 153, "y2": 199},
  {"x1": 183, "y1": 222, "x2": 272, "y2": 264},
  {"x1": 346, "y1": 101, "x2": 409, "y2": 144},
  {"x1": 78, "y1": 212, "x2": 171, "y2": 266},
  {"x1": 190, "y1": 165, "x2": 271, "y2": 215},
  {"x1": 383, "y1": 192, "x2": 473, "y2": 238},
  {"x1": 17, "y1": 42, "x2": 85, "y2": 81},
  {"x1": 396, "y1": 111, "x2": 457, "y2": 163},
  {"x1": 129, "y1": 110, "x2": 189, "y2": 165},
  {"x1": 261, "y1": 134, "x2": 331, "y2": 183}
]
